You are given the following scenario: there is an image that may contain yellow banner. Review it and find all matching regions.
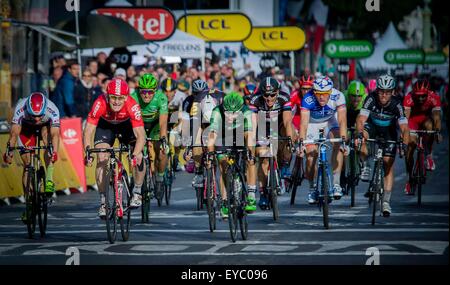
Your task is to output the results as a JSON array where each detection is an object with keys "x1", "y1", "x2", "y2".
[
  {"x1": 243, "y1": 26, "x2": 306, "y2": 52},
  {"x1": 178, "y1": 13, "x2": 252, "y2": 42}
]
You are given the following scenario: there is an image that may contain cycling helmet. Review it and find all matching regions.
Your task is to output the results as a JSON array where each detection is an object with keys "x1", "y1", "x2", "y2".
[
  {"x1": 138, "y1": 74, "x2": 158, "y2": 90},
  {"x1": 376, "y1": 74, "x2": 396, "y2": 90},
  {"x1": 160, "y1": 77, "x2": 178, "y2": 92},
  {"x1": 368, "y1": 79, "x2": 377, "y2": 92},
  {"x1": 413, "y1": 79, "x2": 430, "y2": 95},
  {"x1": 106, "y1": 78, "x2": 129, "y2": 96},
  {"x1": 243, "y1": 83, "x2": 257, "y2": 96},
  {"x1": 299, "y1": 75, "x2": 314, "y2": 88},
  {"x1": 223, "y1": 92, "x2": 244, "y2": 112},
  {"x1": 313, "y1": 76, "x2": 333, "y2": 92},
  {"x1": 26, "y1": 92, "x2": 47, "y2": 116},
  {"x1": 259, "y1": 77, "x2": 280, "y2": 94},
  {"x1": 192, "y1": 79, "x2": 208, "y2": 93},
  {"x1": 347, "y1": 81, "x2": 367, "y2": 97}
]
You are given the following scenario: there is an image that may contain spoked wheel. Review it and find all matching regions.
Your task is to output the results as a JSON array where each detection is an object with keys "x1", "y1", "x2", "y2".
[
  {"x1": 196, "y1": 186, "x2": 203, "y2": 211},
  {"x1": 269, "y1": 160, "x2": 279, "y2": 221},
  {"x1": 238, "y1": 180, "x2": 248, "y2": 240},
  {"x1": 25, "y1": 170, "x2": 37, "y2": 239},
  {"x1": 164, "y1": 171, "x2": 173, "y2": 206},
  {"x1": 416, "y1": 153, "x2": 425, "y2": 207},
  {"x1": 105, "y1": 171, "x2": 117, "y2": 244},
  {"x1": 206, "y1": 167, "x2": 216, "y2": 232},
  {"x1": 320, "y1": 164, "x2": 330, "y2": 229},
  {"x1": 226, "y1": 172, "x2": 239, "y2": 243},
  {"x1": 289, "y1": 157, "x2": 304, "y2": 206},
  {"x1": 141, "y1": 171, "x2": 151, "y2": 223},
  {"x1": 37, "y1": 167, "x2": 48, "y2": 237},
  {"x1": 120, "y1": 170, "x2": 132, "y2": 241}
]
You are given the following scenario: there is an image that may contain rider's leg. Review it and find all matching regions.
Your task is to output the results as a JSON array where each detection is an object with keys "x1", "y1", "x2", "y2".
[
  {"x1": 20, "y1": 153, "x2": 31, "y2": 192},
  {"x1": 246, "y1": 145, "x2": 257, "y2": 211},
  {"x1": 406, "y1": 135, "x2": 418, "y2": 180},
  {"x1": 218, "y1": 157, "x2": 229, "y2": 217},
  {"x1": 41, "y1": 125, "x2": 56, "y2": 193},
  {"x1": 423, "y1": 119, "x2": 436, "y2": 170},
  {"x1": 305, "y1": 145, "x2": 319, "y2": 203},
  {"x1": 329, "y1": 129, "x2": 344, "y2": 196},
  {"x1": 359, "y1": 130, "x2": 371, "y2": 181},
  {"x1": 382, "y1": 156, "x2": 395, "y2": 216},
  {"x1": 95, "y1": 142, "x2": 112, "y2": 206},
  {"x1": 257, "y1": 146, "x2": 270, "y2": 208}
]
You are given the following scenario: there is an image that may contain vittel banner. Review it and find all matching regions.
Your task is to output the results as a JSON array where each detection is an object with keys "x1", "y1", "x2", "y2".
[{"x1": 95, "y1": 7, "x2": 176, "y2": 41}]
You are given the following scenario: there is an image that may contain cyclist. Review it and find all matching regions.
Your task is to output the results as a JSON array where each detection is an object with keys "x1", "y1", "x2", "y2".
[
  {"x1": 206, "y1": 92, "x2": 257, "y2": 217},
  {"x1": 187, "y1": 80, "x2": 225, "y2": 189},
  {"x1": 249, "y1": 77, "x2": 294, "y2": 209},
  {"x1": 3, "y1": 92, "x2": 60, "y2": 212},
  {"x1": 291, "y1": 75, "x2": 314, "y2": 135},
  {"x1": 403, "y1": 79, "x2": 442, "y2": 194},
  {"x1": 356, "y1": 74, "x2": 410, "y2": 217},
  {"x1": 130, "y1": 74, "x2": 169, "y2": 203},
  {"x1": 242, "y1": 83, "x2": 258, "y2": 105},
  {"x1": 161, "y1": 77, "x2": 185, "y2": 172},
  {"x1": 83, "y1": 79, "x2": 146, "y2": 217},
  {"x1": 299, "y1": 76, "x2": 348, "y2": 204}
]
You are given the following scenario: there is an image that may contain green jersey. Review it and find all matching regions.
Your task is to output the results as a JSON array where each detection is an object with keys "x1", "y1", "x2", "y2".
[{"x1": 131, "y1": 90, "x2": 168, "y2": 124}]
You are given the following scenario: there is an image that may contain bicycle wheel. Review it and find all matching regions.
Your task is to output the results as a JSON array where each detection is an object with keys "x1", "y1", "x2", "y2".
[
  {"x1": 349, "y1": 149, "x2": 357, "y2": 207},
  {"x1": 105, "y1": 170, "x2": 117, "y2": 244},
  {"x1": 141, "y1": 166, "x2": 151, "y2": 223},
  {"x1": 120, "y1": 170, "x2": 132, "y2": 241},
  {"x1": 269, "y1": 158, "x2": 279, "y2": 221},
  {"x1": 37, "y1": 167, "x2": 48, "y2": 237},
  {"x1": 25, "y1": 169, "x2": 36, "y2": 239},
  {"x1": 320, "y1": 164, "x2": 330, "y2": 229},
  {"x1": 289, "y1": 157, "x2": 301, "y2": 206},
  {"x1": 417, "y1": 151, "x2": 425, "y2": 206},
  {"x1": 238, "y1": 175, "x2": 248, "y2": 240},
  {"x1": 371, "y1": 162, "x2": 381, "y2": 226},
  {"x1": 164, "y1": 171, "x2": 173, "y2": 206},
  {"x1": 226, "y1": 169, "x2": 239, "y2": 243},
  {"x1": 205, "y1": 167, "x2": 216, "y2": 232}
]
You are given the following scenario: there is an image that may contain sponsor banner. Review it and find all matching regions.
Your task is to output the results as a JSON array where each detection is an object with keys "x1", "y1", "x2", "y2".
[
  {"x1": 384, "y1": 49, "x2": 425, "y2": 64},
  {"x1": 154, "y1": 40, "x2": 205, "y2": 58},
  {"x1": 324, "y1": 40, "x2": 373, "y2": 59},
  {"x1": 424, "y1": 52, "x2": 447, "y2": 65},
  {"x1": 95, "y1": 7, "x2": 176, "y2": 41},
  {"x1": 243, "y1": 26, "x2": 306, "y2": 52},
  {"x1": 0, "y1": 134, "x2": 24, "y2": 198},
  {"x1": 60, "y1": 118, "x2": 86, "y2": 192},
  {"x1": 177, "y1": 13, "x2": 252, "y2": 42}
]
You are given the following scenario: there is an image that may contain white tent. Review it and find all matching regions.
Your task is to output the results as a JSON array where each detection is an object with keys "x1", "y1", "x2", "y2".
[
  {"x1": 361, "y1": 22, "x2": 408, "y2": 71},
  {"x1": 81, "y1": 29, "x2": 206, "y2": 68}
]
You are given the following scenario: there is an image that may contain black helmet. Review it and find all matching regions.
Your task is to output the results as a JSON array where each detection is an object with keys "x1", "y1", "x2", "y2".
[
  {"x1": 259, "y1": 77, "x2": 280, "y2": 95},
  {"x1": 160, "y1": 77, "x2": 178, "y2": 92}
]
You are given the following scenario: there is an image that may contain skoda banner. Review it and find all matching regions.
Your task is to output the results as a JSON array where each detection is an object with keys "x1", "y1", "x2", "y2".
[
  {"x1": 324, "y1": 40, "x2": 373, "y2": 59},
  {"x1": 243, "y1": 26, "x2": 306, "y2": 52},
  {"x1": 177, "y1": 13, "x2": 252, "y2": 42},
  {"x1": 384, "y1": 49, "x2": 425, "y2": 64}
]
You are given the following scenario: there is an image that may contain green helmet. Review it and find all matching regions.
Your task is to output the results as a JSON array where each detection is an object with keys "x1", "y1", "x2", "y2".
[
  {"x1": 138, "y1": 74, "x2": 158, "y2": 90},
  {"x1": 223, "y1": 92, "x2": 244, "y2": 112},
  {"x1": 347, "y1": 80, "x2": 367, "y2": 97}
]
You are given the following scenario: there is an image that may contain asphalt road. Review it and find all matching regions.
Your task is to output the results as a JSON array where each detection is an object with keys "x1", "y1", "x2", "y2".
[{"x1": 0, "y1": 135, "x2": 448, "y2": 266}]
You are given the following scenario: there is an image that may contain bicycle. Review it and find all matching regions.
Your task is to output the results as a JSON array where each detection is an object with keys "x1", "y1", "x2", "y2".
[
  {"x1": 6, "y1": 132, "x2": 53, "y2": 239},
  {"x1": 163, "y1": 141, "x2": 176, "y2": 206},
  {"x1": 288, "y1": 151, "x2": 305, "y2": 206},
  {"x1": 204, "y1": 151, "x2": 218, "y2": 233},
  {"x1": 214, "y1": 148, "x2": 249, "y2": 242},
  {"x1": 409, "y1": 130, "x2": 439, "y2": 206},
  {"x1": 86, "y1": 139, "x2": 134, "y2": 244},
  {"x1": 363, "y1": 138, "x2": 403, "y2": 226},
  {"x1": 303, "y1": 129, "x2": 344, "y2": 229},
  {"x1": 342, "y1": 127, "x2": 361, "y2": 207},
  {"x1": 257, "y1": 136, "x2": 293, "y2": 221}
]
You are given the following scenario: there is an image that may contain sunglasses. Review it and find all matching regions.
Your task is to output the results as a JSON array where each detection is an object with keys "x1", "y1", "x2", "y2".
[
  {"x1": 109, "y1": 95, "x2": 126, "y2": 101},
  {"x1": 301, "y1": 87, "x2": 312, "y2": 91},
  {"x1": 314, "y1": 91, "x2": 332, "y2": 96},
  {"x1": 263, "y1": 92, "x2": 278, "y2": 98},
  {"x1": 350, "y1": 94, "x2": 363, "y2": 98},
  {"x1": 140, "y1": 89, "x2": 156, "y2": 96}
]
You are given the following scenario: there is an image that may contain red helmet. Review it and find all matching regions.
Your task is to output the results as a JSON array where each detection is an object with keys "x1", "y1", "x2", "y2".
[
  {"x1": 26, "y1": 92, "x2": 47, "y2": 116},
  {"x1": 299, "y1": 75, "x2": 314, "y2": 88},
  {"x1": 413, "y1": 79, "x2": 430, "y2": 96},
  {"x1": 106, "y1": 78, "x2": 129, "y2": 96}
]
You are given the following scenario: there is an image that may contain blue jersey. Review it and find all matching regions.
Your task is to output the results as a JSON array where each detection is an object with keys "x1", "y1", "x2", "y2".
[{"x1": 301, "y1": 88, "x2": 346, "y2": 123}]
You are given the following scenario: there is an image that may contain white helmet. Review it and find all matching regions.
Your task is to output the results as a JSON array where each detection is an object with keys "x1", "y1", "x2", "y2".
[
  {"x1": 376, "y1": 74, "x2": 396, "y2": 90},
  {"x1": 313, "y1": 76, "x2": 333, "y2": 92}
]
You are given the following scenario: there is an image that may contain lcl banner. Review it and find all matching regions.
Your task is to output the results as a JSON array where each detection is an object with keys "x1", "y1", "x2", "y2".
[
  {"x1": 177, "y1": 13, "x2": 252, "y2": 42},
  {"x1": 95, "y1": 7, "x2": 176, "y2": 41},
  {"x1": 243, "y1": 26, "x2": 306, "y2": 52}
]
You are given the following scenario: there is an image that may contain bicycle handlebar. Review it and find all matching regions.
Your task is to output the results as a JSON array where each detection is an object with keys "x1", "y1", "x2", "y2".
[{"x1": 302, "y1": 138, "x2": 343, "y2": 145}]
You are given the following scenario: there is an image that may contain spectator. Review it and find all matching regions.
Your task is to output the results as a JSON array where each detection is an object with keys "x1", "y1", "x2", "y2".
[
  {"x1": 74, "y1": 70, "x2": 94, "y2": 119},
  {"x1": 52, "y1": 60, "x2": 80, "y2": 118},
  {"x1": 127, "y1": 65, "x2": 137, "y2": 80},
  {"x1": 114, "y1": 68, "x2": 127, "y2": 80},
  {"x1": 87, "y1": 58, "x2": 98, "y2": 76}
]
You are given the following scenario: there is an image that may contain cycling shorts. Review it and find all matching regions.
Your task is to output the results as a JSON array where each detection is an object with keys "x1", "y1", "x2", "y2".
[
  {"x1": 305, "y1": 114, "x2": 339, "y2": 144},
  {"x1": 94, "y1": 118, "x2": 136, "y2": 147},
  {"x1": 364, "y1": 122, "x2": 397, "y2": 157}
]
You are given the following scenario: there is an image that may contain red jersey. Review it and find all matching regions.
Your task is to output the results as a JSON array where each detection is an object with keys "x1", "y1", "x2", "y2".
[
  {"x1": 403, "y1": 91, "x2": 441, "y2": 117},
  {"x1": 87, "y1": 94, "x2": 144, "y2": 128},
  {"x1": 290, "y1": 89, "x2": 302, "y2": 130}
]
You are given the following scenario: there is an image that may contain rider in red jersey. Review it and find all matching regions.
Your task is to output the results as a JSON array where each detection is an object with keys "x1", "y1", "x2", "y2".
[{"x1": 290, "y1": 75, "x2": 314, "y2": 134}]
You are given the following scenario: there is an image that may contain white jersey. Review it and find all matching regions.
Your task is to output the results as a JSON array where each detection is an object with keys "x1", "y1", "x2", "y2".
[
  {"x1": 12, "y1": 98, "x2": 60, "y2": 127},
  {"x1": 301, "y1": 88, "x2": 346, "y2": 123}
]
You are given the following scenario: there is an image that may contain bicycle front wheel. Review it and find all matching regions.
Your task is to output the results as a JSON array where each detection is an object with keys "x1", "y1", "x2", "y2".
[
  {"x1": 120, "y1": 170, "x2": 132, "y2": 241},
  {"x1": 226, "y1": 170, "x2": 239, "y2": 242},
  {"x1": 25, "y1": 170, "x2": 37, "y2": 239},
  {"x1": 269, "y1": 159, "x2": 280, "y2": 221},
  {"x1": 37, "y1": 167, "x2": 48, "y2": 237},
  {"x1": 141, "y1": 169, "x2": 151, "y2": 223},
  {"x1": 320, "y1": 164, "x2": 330, "y2": 229},
  {"x1": 105, "y1": 170, "x2": 117, "y2": 244},
  {"x1": 206, "y1": 167, "x2": 216, "y2": 232}
]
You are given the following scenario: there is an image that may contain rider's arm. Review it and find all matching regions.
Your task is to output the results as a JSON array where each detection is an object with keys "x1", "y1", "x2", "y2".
[
  {"x1": 357, "y1": 96, "x2": 373, "y2": 134},
  {"x1": 299, "y1": 110, "x2": 310, "y2": 140},
  {"x1": 337, "y1": 106, "x2": 348, "y2": 140},
  {"x1": 159, "y1": 113, "x2": 168, "y2": 139},
  {"x1": 432, "y1": 93, "x2": 442, "y2": 132},
  {"x1": 7, "y1": 124, "x2": 21, "y2": 148},
  {"x1": 83, "y1": 122, "x2": 96, "y2": 149},
  {"x1": 207, "y1": 132, "x2": 217, "y2": 153},
  {"x1": 396, "y1": 102, "x2": 410, "y2": 145},
  {"x1": 356, "y1": 113, "x2": 368, "y2": 134},
  {"x1": 132, "y1": 126, "x2": 146, "y2": 156},
  {"x1": 50, "y1": 127, "x2": 60, "y2": 153},
  {"x1": 282, "y1": 110, "x2": 294, "y2": 139}
]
